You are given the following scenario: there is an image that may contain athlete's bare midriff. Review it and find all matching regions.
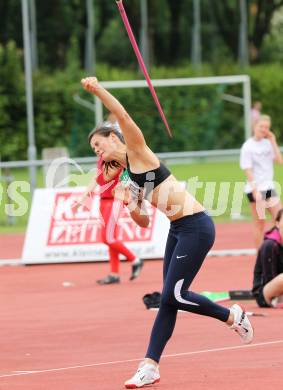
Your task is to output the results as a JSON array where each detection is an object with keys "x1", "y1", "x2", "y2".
[{"x1": 148, "y1": 174, "x2": 205, "y2": 221}]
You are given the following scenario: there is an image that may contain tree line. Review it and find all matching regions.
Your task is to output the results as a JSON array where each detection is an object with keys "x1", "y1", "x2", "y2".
[
  {"x1": 1, "y1": 0, "x2": 283, "y2": 70},
  {"x1": 1, "y1": 1, "x2": 283, "y2": 161}
]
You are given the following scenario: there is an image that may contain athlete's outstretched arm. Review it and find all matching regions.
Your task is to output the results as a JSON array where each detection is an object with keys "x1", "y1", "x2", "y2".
[{"x1": 81, "y1": 77, "x2": 146, "y2": 150}]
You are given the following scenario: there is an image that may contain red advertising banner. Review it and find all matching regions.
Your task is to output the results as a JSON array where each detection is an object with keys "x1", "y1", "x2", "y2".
[
  {"x1": 22, "y1": 188, "x2": 169, "y2": 264},
  {"x1": 47, "y1": 192, "x2": 156, "y2": 246}
]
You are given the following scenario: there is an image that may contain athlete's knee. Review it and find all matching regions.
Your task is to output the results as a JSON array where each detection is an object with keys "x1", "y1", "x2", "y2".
[
  {"x1": 103, "y1": 238, "x2": 116, "y2": 247},
  {"x1": 261, "y1": 239, "x2": 276, "y2": 253},
  {"x1": 101, "y1": 232, "x2": 113, "y2": 245},
  {"x1": 160, "y1": 289, "x2": 176, "y2": 306},
  {"x1": 101, "y1": 236, "x2": 108, "y2": 245},
  {"x1": 161, "y1": 286, "x2": 184, "y2": 306}
]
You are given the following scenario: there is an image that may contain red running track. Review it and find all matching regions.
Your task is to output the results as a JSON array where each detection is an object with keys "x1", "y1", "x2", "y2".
[
  {"x1": 0, "y1": 248, "x2": 282, "y2": 389},
  {"x1": 0, "y1": 221, "x2": 265, "y2": 260}
]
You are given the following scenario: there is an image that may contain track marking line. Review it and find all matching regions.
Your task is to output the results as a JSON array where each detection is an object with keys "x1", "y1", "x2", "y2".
[{"x1": 1, "y1": 339, "x2": 283, "y2": 379}]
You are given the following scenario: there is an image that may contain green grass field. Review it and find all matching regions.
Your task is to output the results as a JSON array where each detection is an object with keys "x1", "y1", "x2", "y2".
[{"x1": 1, "y1": 160, "x2": 282, "y2": 233}]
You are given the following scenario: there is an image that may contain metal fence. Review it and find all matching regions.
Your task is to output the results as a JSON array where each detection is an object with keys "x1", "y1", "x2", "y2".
[{"x1": 0, "y1": 148, "x2": 243, "y2": 170}]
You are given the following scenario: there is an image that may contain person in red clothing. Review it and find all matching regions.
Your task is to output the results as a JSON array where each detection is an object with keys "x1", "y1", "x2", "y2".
[{"x1": 74, "y1": 121, "x2": 143, "y2": 285}]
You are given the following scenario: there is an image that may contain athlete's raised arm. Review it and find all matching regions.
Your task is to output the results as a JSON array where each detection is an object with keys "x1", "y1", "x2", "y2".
[{"x1": 81, "y1": 77, "x2": 146, "y2": 151}]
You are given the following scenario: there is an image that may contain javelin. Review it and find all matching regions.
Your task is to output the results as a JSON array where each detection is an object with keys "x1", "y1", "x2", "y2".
[{"x1": 116, "y1": 0, "x2": 172, "y2": 137}]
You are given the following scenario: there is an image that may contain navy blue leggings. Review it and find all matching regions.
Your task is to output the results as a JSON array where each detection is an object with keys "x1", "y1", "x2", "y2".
[{"x1": 145, "y1": 212, "x2": 230, "y2": 362}]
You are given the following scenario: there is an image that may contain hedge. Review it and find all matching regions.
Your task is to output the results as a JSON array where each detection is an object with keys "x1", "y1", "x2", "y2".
[{"x1": 1, "y1": 41, "x2": 283, "y2": 161}]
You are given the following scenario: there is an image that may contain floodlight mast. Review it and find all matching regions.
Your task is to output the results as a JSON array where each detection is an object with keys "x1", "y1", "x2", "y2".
[
  {"x1": 85, "y1": 0, "x2": 96, "y2": 72},
  {"x1": 191, "y1": 0, "x2": 201, "y2": 69},
  {"x1": 140, "y1": 0, "x2": 149, "y2": 69},
  {"x1": 21, "y1": 0, "x2": 37, "y2": 195},
  {"x1": 239, "y1": 0, "x2": 249, "y2": 67}
]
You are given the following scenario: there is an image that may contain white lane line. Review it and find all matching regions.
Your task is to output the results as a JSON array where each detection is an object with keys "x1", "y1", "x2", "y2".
[{"x1": 1, "y1": 339, "x2": 282, "y2": 379}]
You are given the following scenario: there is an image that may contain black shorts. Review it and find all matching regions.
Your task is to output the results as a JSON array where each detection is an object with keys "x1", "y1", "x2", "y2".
[
  {"x1": 254, "y1": 287, "x2": 270, "y2": 308},
  {"x1": 246, "y1": 189, "x2": 277, "y2": 203}
]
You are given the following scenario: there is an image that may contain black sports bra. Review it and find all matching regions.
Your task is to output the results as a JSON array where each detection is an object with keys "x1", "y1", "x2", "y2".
[{"x1": 125, "y1": 154, "x2": 171, "y2": 199}]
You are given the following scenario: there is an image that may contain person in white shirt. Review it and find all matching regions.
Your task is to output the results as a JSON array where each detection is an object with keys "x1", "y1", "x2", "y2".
[{"x1": 240, "y1": 115, "x2": 283, "y2": 248}]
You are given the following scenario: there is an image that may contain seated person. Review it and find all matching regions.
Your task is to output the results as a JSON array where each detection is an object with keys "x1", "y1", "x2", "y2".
[{"x1": 252, "y1": 208, "x2": 283, "y2": 307}]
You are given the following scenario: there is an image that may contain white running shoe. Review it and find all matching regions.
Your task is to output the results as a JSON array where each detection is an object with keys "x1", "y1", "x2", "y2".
[
  {"x1": 230, "y1": 304, "x2": 254, "y2": 344},
  {"x1": 124, "y1": 363, "x2": 160, "y2": 389}
]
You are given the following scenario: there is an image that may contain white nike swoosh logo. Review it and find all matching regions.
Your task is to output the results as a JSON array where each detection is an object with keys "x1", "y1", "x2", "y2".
[{"x1": 176, "y1": 255, "x2": 188, "y2": 259}]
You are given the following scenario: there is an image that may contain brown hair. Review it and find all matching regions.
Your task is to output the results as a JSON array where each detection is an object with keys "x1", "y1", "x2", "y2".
[
  {"x1": 88, "y1": 124, "x2": 125, "y2": 173},
  {"x1": 266, "y1": 208, "x2": 283, "y2": 235},
  {"x1": 275, "y1": 208, "x2": 283, "y2": 223}
]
